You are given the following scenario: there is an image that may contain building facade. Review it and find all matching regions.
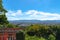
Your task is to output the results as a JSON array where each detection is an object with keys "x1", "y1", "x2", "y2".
[{"x1": 0, "y1": 28, "x2": 21, "y2": 40}]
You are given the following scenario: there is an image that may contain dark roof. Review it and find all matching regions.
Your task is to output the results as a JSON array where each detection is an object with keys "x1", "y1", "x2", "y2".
[
  {"x1": 0, "y1": 28, "x2": 21, "y2": 30},
  {"x1": 0, "y1": 28, "x2": 22, "y2": 33}
]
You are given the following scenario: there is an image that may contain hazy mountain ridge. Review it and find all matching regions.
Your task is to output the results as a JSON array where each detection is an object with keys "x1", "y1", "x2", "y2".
[{"x1": 9, "y1": 20, "x2": 60, "y2": 25}]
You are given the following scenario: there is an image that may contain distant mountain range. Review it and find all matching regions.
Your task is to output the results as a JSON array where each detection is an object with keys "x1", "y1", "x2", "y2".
[{"x1": 9, "y1": 20, "x2": 60, "y2": 25}]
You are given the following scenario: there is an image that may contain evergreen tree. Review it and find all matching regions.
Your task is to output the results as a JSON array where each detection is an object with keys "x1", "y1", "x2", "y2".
[{"x1": 0, "y1": 0, "x2": 9, "y2": 25}]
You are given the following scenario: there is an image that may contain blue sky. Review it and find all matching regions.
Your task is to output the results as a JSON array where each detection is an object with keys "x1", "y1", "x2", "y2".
[{"x1": 2, "y1": 0, "x2": 60, "y2": 20}]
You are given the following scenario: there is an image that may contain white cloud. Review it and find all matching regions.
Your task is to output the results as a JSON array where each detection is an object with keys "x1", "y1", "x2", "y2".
[
  {"x1": 6, "y1": 10, "x2": 60, "y2": 20},
  {"x1": 6, "y1": 10, "x2": 22, "y2": 17}
]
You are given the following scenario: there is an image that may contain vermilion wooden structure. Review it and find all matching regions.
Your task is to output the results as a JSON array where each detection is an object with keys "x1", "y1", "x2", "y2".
[{"x1": 0, "y1": 28, "x2": 21, "y2": 40}]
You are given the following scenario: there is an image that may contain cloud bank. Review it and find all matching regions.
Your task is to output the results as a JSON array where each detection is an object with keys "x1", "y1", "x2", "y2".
[{"x1": 6, "y1": 10, "x2": 60, "y2": 20}]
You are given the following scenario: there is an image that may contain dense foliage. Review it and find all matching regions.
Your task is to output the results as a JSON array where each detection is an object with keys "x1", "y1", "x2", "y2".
[
  {"x1": 26, "y1": 24, "x2": 60, "y2": 40},
  {"x1": 16, "y1": 31, "x2": 25, "y2": 40},
  {"x1": 0, "y1": 14, "x2": 9, "y2": 24},
  {"x1": 0, "y1": 0, "x2": 8, "y2": 25}
]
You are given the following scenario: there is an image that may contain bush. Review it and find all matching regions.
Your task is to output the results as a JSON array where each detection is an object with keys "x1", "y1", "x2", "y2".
[
  {"x1": 16, "y1": 31, "x2": 25, "y2": 40},
  {"x1": 27, "y1": 31, "x2": 36, "y2": 36},
  {"x1": 48, "y1": 34, "x2": 56, "y2": 40}
]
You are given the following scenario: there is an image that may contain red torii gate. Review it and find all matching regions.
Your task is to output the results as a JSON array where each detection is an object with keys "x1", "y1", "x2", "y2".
[{"x1": 0, "y1": 28, "x2": 22, "y2": 40}]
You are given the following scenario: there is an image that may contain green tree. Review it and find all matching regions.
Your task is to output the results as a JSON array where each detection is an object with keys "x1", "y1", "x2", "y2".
[
  {"x1": 48, "y1": 34, "x2": 56, "y2": 40},
  {"x1": 0, "y1": 0, "x2": 9, "y2": 25}
]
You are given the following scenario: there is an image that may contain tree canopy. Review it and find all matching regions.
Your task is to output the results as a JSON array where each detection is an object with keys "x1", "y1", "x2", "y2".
[{"x1": 0, "y1": 0, "x2": 8, "y2": 25}]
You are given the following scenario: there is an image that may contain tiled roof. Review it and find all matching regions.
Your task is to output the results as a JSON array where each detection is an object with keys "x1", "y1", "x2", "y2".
[{"x1": 0, "y1": 28, "x2": 22, "y2": 32}]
